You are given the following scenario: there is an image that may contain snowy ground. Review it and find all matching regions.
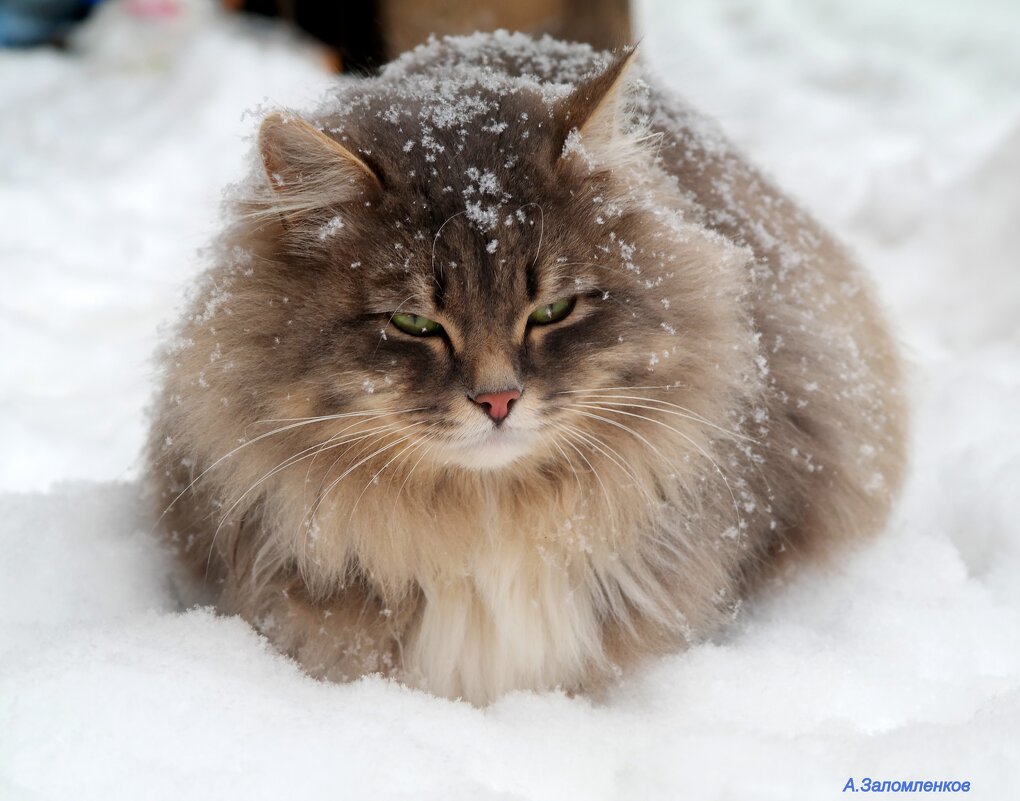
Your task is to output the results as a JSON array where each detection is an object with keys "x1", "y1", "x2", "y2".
[{"x1": 2, "y1": 1, "x2": 1019, "y2": 798}]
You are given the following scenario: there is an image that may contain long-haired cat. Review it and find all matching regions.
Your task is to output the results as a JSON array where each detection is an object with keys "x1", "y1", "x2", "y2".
[{"x1": 149, "y1": 32, "x2": 907, "y2": 705}]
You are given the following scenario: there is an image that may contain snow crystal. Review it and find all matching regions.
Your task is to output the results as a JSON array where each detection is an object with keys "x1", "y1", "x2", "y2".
[
  {"x1": 464, "y1": 200, "x2": 499, "y2": 231},
  {"x1": 317, "y1": 215, "x2": 344, "y2": 239}
]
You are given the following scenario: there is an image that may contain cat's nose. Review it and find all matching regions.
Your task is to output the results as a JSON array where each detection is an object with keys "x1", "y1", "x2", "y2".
[{"x1": 470, "y1": 389, "x2": 521, "y2": 424}]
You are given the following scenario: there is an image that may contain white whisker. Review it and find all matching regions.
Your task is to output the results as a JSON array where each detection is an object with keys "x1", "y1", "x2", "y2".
[
  {"x1": 305, "y1": 422, "x2": 426, "y2": 532},
  {"x1": 205, "y1": 421, "x2": 401, "y2": 575},
  {"x1": 569, "y1": 394, "x2": 753, "y2": 442},
  {"x1": 158, "y1": 406, "x2": 426, "y2": 526},
  {"x1": 559, "y1": 429, "x2": 618, "y2": 532},
  {"x1": 570, "y1": 403, "x2": 741, "y2": 531}
]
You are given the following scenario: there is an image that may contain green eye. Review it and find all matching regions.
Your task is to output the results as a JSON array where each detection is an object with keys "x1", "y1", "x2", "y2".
[
  {"x1": 528, "y1": 297, "x2": 575, "y2": 325},
  {"x1": 391, "y1": 312, "x2": 443, "y2": 336}
]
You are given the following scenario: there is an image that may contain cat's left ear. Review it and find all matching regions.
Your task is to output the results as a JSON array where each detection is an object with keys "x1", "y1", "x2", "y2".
[
  {"x1": 257, "y1": 113, "x2": 382, "y2": 217},
  {"x1": 556, "y1": 47, "x2": 639, "y2": 167}
]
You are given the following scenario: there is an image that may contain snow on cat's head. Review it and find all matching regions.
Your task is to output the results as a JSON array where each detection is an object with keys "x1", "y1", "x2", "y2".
[{"x1": 197, "y1": 35, "x2": 752, "y2": 477}]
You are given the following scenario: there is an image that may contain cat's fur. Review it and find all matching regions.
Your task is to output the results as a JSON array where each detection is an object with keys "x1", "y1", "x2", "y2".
[{"x1": 149, "y1": 32, "x2": 907, "y2": 704}]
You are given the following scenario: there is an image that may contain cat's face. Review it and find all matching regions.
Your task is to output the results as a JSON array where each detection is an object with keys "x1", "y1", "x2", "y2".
[
  {"x1": 239, "y1": 56, "x2": 748, "y2": 475},
  {"x1": 263, "y1": 166, "x2": 663, "y2": 471},
  {"x1": 313, "y1": 191, "x2": 656, "y2": 470}
]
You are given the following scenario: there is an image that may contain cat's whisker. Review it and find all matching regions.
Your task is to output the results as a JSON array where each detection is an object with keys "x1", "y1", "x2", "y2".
[
  {"x1": 300, "y1": 415, "x2": 407, "y2": 478},
  {"x1": 431, "y1": 208, "x2": 468, "y2": 280},
  {"x1": 296, "y1": 426, "x2": 407, "y2": 561},
  {"x1": 572, "y1": 400, "x2": 750, "y2": 450},
  {"x1": 555, "y1": 384, "x2": 683, "y2": 394},
  {"x1": 160, "y1": 416, "x2": 351, "y2": 525},
  {"x1": 557, "y1": 429, "x2": 618, "y2": 530},
  {"x1": 546, "y1": 428, "x2": 584, "y2": 492},
  {"x1": 569, "y1": 403, "x2": 742, "y2": 532},
  {"x1": 567, "y1": 393, "x2": 754, "y2": 442},
  {"x1": 347, "y1": 426, "x2": 435, "y2": 521},
  {"x1": 212, "y1": 420, "x2": 400, "y2": 533},
  {"x1": 158, "y1": 407, "x2": 424, "y2": 525},
  {"x1": 393, "y1": 430, "x2": 440, "y2": 504},
  {"x1": 396, "y1": 425, "x2": 441, "y2": 478},
  {"x1": 558, "y1": 383, "x2": 747, "y2": 438},
  {"x1": 314, "y1": 429, "x2": 423, "y2": 523},
  {"x1": 557, "y1": 422, "x2": 673, "y2": 514},
  {"x1": 565, "y1": 406, "x2": 679, "y2": 468},
  {"x1": 296, "y1": 425, "x2": 408, "y2": 565},
  {"x1": 306, "y1": 422, "x2": 426, "y2": 531},
  {"x1": 299, "y1": 417, "x2": 401, "y2": 486},
  {"x1": 308, "y1": 416, "x2": 410, "y2": 497},
  {"x1": 562, "y1": 408, "x2": 695, "y2": 506},
  {"x1": 249, "y1": 406, "x2": 427, "y2": 427},
  {"x1": 384, "y1": 430, "x2": 431, "y2": 487},
  {"x1": 559, "y1": 422, "x2": 646, "y2": 491},
  {"x1": 205, "y1": 422, "x2": 401, "y2": 575},
  {"x1": 572, "y1": 403, "x2": 719, "y2": 468}
]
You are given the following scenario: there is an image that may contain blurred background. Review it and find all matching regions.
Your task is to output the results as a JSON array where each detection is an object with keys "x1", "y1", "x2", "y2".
[{"x1": 0, "y1": 0, "x2": 633, "y2": 67}]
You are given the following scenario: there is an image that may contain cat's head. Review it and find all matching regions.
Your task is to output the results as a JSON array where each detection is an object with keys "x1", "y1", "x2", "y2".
[{"x1": 213, "y1": 46, "x2": 753, "y2": 478}]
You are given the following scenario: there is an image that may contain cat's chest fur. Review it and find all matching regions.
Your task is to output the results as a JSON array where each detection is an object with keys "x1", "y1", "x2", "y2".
[{"x1": 405, "y1": 537, "x2": 605, "y2": 704}]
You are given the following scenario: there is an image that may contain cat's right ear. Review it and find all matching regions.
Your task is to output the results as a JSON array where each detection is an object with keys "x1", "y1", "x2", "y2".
[
  {"x1": 555, "y1": 48, "x2": 639, "y2": 171},
  {"x1": 256, "y1": 113, "x2": 381, "y2": 217}
]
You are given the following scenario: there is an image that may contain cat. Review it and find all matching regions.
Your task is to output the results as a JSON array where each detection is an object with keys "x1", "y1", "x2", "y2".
[{"x1": 149, "y1": 31, "x2": 907, "y2": 705}]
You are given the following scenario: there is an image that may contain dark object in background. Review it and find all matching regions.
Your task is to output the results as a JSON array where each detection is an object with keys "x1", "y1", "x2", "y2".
[
  {"x1": 0, "y1": 0, "x2": 102, "y2": 46},
  {"x1": 380, "y1": 0, "x2": 631, "y2": 56},
  {"x1": 229, "y1": 0, "x2": 387, "y2": 73},
  {"x1": 229, "y1": 0, "x2": 632, "y2": 72}
]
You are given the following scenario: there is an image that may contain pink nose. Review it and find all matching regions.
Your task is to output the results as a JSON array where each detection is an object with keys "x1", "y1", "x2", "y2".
[{"x1": 471, "y1": 389, "x2": 521, "y2": 423}]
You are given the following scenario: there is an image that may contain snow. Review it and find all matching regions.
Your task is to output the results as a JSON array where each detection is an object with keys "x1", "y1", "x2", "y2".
[{"x1": 2, "y1": 0, "x2": 1019, "y2": 797}]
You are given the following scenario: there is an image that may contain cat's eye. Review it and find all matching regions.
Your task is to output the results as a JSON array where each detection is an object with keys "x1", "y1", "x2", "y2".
[
  {"x1": 528, "y1": 297, "x2": 575, "y2": 325},
  {"x1": 391, "y1": 312, "x2": 443, "y2": 336}
]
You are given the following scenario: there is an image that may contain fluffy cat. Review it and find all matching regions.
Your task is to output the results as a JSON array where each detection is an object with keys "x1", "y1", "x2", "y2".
[{"x1": 149, "y1": 32, "x2": 907, "y2": 704}]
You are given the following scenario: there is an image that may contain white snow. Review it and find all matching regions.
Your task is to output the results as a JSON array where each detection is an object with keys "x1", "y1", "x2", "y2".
[{"x1": 2, "y1": 1, "x2": 1019, "y2": 797}]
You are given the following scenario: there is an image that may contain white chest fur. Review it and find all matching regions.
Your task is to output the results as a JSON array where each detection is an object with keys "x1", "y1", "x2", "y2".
[{"x1": 406, "y1": 541, "x2": 605, "y2": 704}]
